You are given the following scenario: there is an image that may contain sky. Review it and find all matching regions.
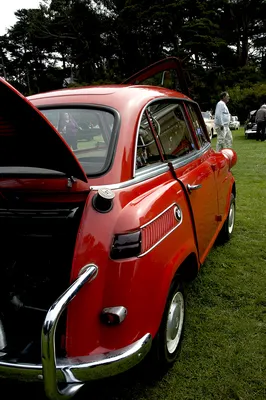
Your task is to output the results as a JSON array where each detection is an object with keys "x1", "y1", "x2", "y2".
[{"x1": 0, "y1": 0, "x2": 42, "y2": 35}]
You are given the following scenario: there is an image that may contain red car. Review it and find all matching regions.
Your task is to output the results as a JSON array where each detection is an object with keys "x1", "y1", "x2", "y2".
[{"x1": 0, "y1": 58, "x2": 237, "y2": 399}]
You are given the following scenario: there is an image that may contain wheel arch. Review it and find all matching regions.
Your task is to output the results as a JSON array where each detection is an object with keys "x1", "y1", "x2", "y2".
[
  {"x1": 150, "y1": 249, "x2": 199, "y2": 339},
  {"x1": 231, "y1": 182, "x2": 236, "y2": 199},
  {"x1": 149, "y1": 252, "x2": 199, "y2": 368},
  {"x1": 174, "y1": 252, "x2": 199, "y2": 283}
]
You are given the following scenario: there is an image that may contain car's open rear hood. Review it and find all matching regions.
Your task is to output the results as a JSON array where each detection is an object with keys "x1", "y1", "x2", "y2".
[{"x1": 0, "y1": 78, "x2": 88, "y2": 182}]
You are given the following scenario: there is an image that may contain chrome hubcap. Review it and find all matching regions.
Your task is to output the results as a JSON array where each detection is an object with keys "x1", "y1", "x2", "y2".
[
  {"x1": 228, "y1": 202, "x2": 235, "y2": 234},
  {"x1": 166, "y1": 291, "x2": 184, "y2": 354}
]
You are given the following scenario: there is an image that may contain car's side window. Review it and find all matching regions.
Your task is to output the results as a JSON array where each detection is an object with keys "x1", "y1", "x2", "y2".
[
  {"x1": 185, "y1": 103, "x2": 209, "y2": 147},
  {"x1": 135, "y1": 113, "x2": 161, "y2": 170},
  {"x1": 147, "y1": 101, "x2": 196, "y2": 160}
]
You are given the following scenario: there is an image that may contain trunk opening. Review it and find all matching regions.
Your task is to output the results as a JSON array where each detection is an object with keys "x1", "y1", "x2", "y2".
[{"x1": 0, "y1": 193, "x2": 86, "y2": 363}]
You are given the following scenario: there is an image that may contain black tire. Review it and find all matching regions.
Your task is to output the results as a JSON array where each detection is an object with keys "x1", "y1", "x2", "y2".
[
  {"x1": 217, "y1": 193, "x2": 235, "y2": 243},
  {"x1": 209, "y1": 129, "x2": 213, "y2": 140},
  {"x1": 151, "y1": 279, "x2": 185, "y2": 371}
]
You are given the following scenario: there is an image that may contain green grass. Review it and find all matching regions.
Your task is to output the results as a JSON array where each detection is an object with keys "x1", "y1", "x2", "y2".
[{"x1": 3, "y1": 128, "x2": 266, "y2": 400}]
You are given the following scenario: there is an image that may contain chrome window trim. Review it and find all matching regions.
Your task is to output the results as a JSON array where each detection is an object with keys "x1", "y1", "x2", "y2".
[
  {"x1": 90, "y1": 141, "x2": 210, "y2": 192},
  {"x1": 133, "y1": 97, "x2": 200, "y2": 178},
  {"x1": 133, "y1": 104, "x2": 164, "y2": 177},
  {"x1": 147, "y1": 99, "x2": 197, "y2": 156}
]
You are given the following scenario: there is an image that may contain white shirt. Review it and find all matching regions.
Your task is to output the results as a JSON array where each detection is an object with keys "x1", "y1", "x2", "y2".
[{"x1": 214, "y1": 100, "x2": 230, "y2": 127}]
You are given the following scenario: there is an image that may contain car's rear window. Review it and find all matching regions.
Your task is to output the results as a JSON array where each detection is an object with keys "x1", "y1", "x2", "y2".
[{"x1": 40, "y1": 108, "x2": 116, "y2": 176}]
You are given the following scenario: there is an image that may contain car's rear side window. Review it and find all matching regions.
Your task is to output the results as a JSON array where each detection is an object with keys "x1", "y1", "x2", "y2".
[
  {"x1": 147, "y1": 101, "x2": 196, "y2": 160},
  {"x1": 40, "y1": 108, "x2": 116, "y2": 176},
  {"x1": 135, "y1": 113, "x2": 162, "y2": 170}
]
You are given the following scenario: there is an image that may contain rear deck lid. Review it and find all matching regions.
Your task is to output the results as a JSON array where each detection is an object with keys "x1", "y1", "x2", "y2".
[{"x1": 0, "y1": 78, "x2": 88, "y2": 182}]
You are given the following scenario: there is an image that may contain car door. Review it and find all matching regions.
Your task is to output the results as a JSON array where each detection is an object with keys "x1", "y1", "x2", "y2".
[
  {"x1": 133, "y1": 103, "x2": 198, "y2": 270},
  {"x1": 183, "y1": 101, "x2": 220, "y2": 262},
  {"x1": 147, "y1": 99, "x2": 219, "y2": 264}
]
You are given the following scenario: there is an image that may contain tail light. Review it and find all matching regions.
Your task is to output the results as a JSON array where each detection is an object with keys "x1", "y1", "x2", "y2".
[
  {"x1": 221, "y1": 148, "x2": 238, "y2": 169},
  {"x1": 110, "y1": 231, "x2": 141, "y2": 260}
]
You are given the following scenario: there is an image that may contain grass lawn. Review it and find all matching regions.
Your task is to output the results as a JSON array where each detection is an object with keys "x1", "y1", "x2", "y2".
[{"x1": 3, "y1": 128, "x2": 266, "y2": 400}]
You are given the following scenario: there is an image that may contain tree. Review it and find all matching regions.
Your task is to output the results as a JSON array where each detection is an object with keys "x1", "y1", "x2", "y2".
[{"x1": 0, "y1": 0, "x2": 265, "y2": 110}]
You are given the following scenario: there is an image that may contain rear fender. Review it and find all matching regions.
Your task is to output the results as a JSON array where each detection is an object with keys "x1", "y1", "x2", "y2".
[{"x1": 66, "y1": 176, "x2": 199, "y2": 355}]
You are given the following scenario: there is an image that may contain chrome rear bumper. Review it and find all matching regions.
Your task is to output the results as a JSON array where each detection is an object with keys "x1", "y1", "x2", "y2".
[{"x1": 0, "y1": 264, "x2": 152, "y2": 400}]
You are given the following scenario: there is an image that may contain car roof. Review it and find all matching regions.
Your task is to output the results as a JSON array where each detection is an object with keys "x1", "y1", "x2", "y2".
[{"x1": 28, "y1": 85, "x2": 192, "y2": 110}]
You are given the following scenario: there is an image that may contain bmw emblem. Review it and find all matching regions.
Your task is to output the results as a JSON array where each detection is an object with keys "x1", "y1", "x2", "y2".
[{"x1": 174, "y1": 205, "x2": 182, "y2": 221}]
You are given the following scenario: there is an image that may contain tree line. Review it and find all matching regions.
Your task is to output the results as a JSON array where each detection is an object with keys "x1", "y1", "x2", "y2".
[{"x1": 1, "y1": 0, "x2": 266, "y2": 121}]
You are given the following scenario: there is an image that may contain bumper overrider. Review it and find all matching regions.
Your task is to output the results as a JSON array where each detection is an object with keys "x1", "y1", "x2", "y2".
[{"x1": 0, "y1": 264, "x2": 152, "y2": 400}]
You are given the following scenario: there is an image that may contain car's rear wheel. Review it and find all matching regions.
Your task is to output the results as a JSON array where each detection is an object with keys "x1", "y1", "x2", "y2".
[
  {"x1": 217, "y1": 193, "x2": 235, "y2": 243},
  {"x1": 151, "y1": 279, "x2": 185, "y2": 371}
]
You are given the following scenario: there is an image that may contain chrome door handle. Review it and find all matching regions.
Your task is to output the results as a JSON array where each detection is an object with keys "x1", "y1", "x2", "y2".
[{"x1": 187, "y1": 184, "x2": 202, "y2": 193}]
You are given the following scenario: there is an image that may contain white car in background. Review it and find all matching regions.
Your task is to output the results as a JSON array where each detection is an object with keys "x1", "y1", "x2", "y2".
[
  {"x1": 201, "y1": 111, "x2": 215, "y2": 140},
  {"x1": 229, "y1": 116, "x2": 240, "y2": 130}
]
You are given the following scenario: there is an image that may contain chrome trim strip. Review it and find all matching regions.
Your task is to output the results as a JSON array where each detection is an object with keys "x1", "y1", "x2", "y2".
[
  {"x1": 140, "y1": 202, "x2": 177, "y2": 228},
  {"x1": 90, "y1": 164, "x2": 169, "y2": 191},
  {"x1": 133, "y1": 97, "x2": 190, "y2": 178},
  {"x1": 0, "y1": 264, "x2": 152, "y2": 400},
  {"x1": 139, "y1": 203, "x2": 183, "y2": 257},
  {"x1": 171, "y1": 143, "x2": 210, "y2": 168},
  {"x1": 132, "y1": 105, "x2": 146, "y2": 176},
  {"x1": 132, "y1": 98, "x2": 211, "y2": 177},
  {"x1": 89, "y1": 143, "x2": 210, "y2": 192}
]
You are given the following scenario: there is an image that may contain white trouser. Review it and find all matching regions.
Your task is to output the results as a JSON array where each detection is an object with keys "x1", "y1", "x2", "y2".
[{"x1": 215, "y1": 125, "x2": 233, "y2": 151}]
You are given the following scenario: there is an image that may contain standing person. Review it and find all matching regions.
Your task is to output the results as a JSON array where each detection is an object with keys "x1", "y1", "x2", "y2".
[
  {"x1": 255, "y1": 104, "x2": 266, "y2": 141},
  {"x1": 214, "y1": 91, "x2": 232, "y2": 151},
  {"x1": 59, "y1": 112, "x2": 79, "y2": 150}
]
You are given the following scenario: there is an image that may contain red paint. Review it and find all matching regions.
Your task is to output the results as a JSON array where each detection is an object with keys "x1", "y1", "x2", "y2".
[{"x1": 0, "y1": 66, "x2": 237, "y2": 361}]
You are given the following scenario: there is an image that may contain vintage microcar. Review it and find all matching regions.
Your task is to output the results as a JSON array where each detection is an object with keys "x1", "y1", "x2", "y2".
[{"x1": 0, "y1": 58, "x2": 237, "y2": 400}]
